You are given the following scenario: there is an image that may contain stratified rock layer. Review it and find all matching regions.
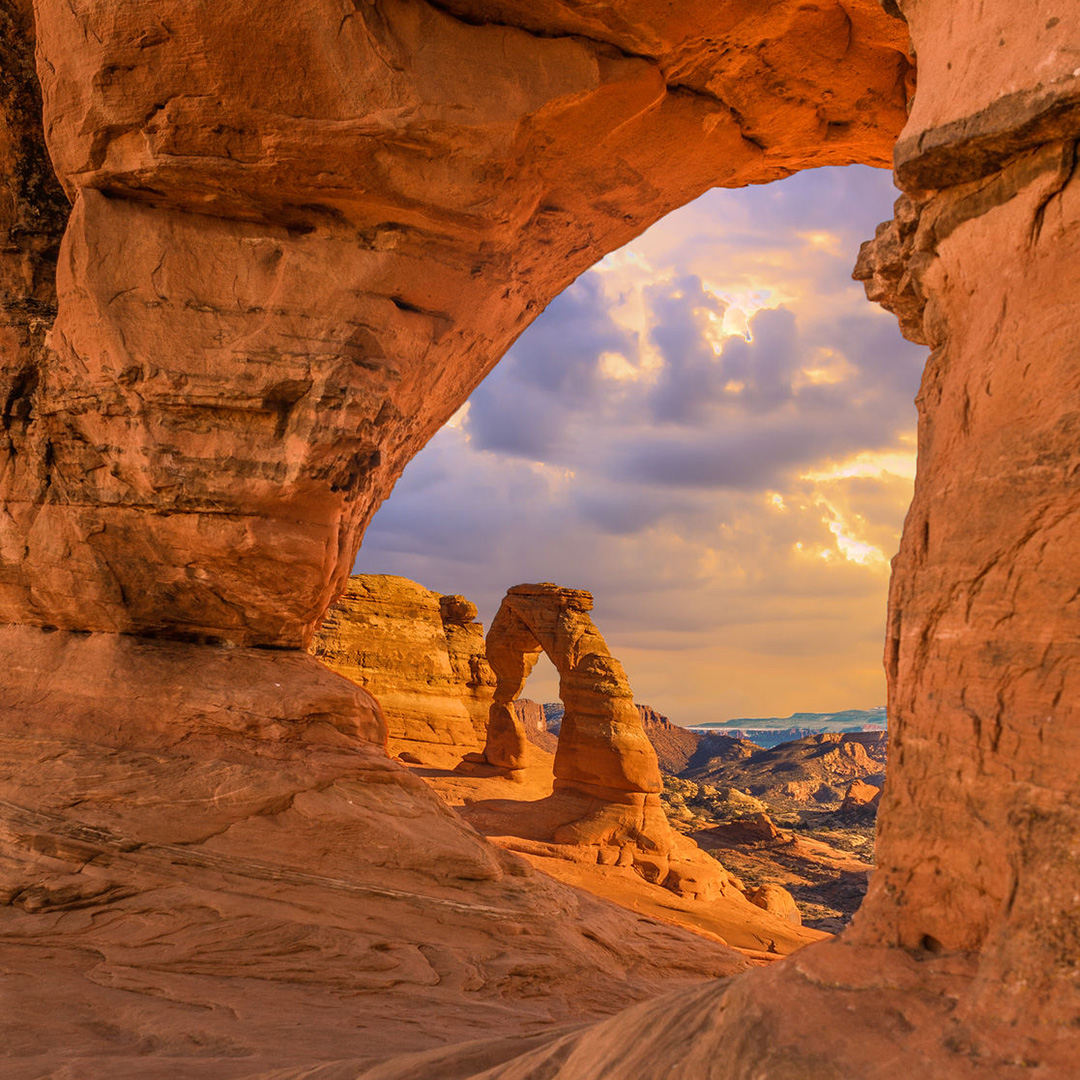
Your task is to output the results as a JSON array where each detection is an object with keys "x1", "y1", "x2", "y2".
[
  {"x1": 0, "y1": 0, "x2": 908, "y2": 645},
  {"x1": 0, "y1": 0, "x2": 1077, "y2": 1075},
  {"x1": 0, "y1": 623, "x2": 748, "y2": 1079},
  {"x1": 312, "y1": 574, "x2": 493, "y2": 765}
]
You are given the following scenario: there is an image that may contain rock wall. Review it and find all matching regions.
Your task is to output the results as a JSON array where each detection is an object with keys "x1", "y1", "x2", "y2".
[
  {"x1": 846, "y1": 0, "x2": 1080, "y2": 1035},
  {"x1": 312, "y1": 574, "x2": 493, "y2": 765},
  {"x1": 0, "y1": 0, "x2": 908, "y2": 646},
  {"x1": 1, "y1": 0, "x2": 1078, "y2": 1074}
]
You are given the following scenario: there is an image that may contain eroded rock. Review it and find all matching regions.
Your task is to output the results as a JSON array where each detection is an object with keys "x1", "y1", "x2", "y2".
[{"x1": 312, "y1": 574, "x2": 494, "y2": 765}]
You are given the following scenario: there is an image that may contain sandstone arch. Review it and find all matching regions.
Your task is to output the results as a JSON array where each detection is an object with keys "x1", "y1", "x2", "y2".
[
  {"x1": 480, "y1": 583, "x2": 668, "y2": 845},
  {"x1": 0, "y1": 0, "x2": 1078, "y2": 1075}
]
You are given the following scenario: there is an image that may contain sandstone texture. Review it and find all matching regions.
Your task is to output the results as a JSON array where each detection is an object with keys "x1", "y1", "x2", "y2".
[
  {"x1": 311, "y1": 574, "x2": 494, "y2": 765},
  {"x1": 0, "y1": 623, "x2": 750, "y2": 1079},
  {"x1": 483, "y1": 584, "x2": 659, "y2": 790},
  {"x1": 1, "y1": 0, "x2": 1078, "y2": 1075},
  {"x1": 0, "y1": 0, "x2": 908, "y2": 647},
  {"x1": 748, "y1": 882, "x2": 803, "y2": 927}
]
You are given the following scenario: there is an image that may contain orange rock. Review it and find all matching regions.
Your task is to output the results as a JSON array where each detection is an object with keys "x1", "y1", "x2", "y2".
[
  {"x1": 0, "y1": 0, "x2": 908, "y2": 645},
  {"x1": 748, "y1": 883, "x2": 803, "y2": 927},
  {"x1": 1, "y1": 0, "x2": 1078, "y2": 1073},
  {"x1": 841, "y1": 779, "x2": 883, "y2": 812},
  {"x1": 312, "y1": 574, "x2": 494, "y2": 766},
  {"x1": 514, "y1": 699, "x2": 559, "y2": 753},
  {"x1": 476, "y1": 583, "x2": 745, "y2": 905},
  {"x1": 482, "y1": 584, "x2": 661, "y2": 795},
  {"x1": 0, "y1": 624, "x2": 750, "y2": 1074}
]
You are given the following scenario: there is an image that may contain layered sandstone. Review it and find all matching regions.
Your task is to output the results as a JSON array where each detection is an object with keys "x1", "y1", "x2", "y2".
[
  {"x1": 481, "y1": 586, "x2": 662, "y2": 805},
  {"x1": 0, "y1": 623, "x2": 749, "y2": 1079},
  {"x1": 0, "y1": 0, "x2": 909, "y2": 647},
  {"x1": 311, "y1": 574, "x2": 493, "y2": 765},
  {"x1": 1, "y1": 0, "x2": 1078, "y2": 1075}
]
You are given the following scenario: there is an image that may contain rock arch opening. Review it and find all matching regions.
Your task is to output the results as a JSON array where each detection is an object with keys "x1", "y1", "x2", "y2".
[{"x1": 2, "y1": 0, "x2": 1078, "y2": 1074}]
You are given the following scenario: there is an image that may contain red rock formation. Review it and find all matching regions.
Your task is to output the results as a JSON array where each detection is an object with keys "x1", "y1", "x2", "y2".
[
  {"x1": 481, "y1": 584, "x2": 661, "y2": 790},
  {"x1": 474, "y1": 583, "x2": 749, "y2": 904},
  {"x1": 441, "y1": 592, "x2": 498, "y2": 742},
  {"x1": 840, "y1": 778, "x2": 884, "y2": 814},
  {"x1": 747, "y1": 883, "x2": 802, "y2": 928},
  {"x1": 0, "y1": 0, "x2": 908, "y2": 647},
  {"x1": 514, "y1": 698, "x2": 559, "y2": 754},
  {"x1": 1, "y1": 0, "x2": 1077, "y2": 1074},
  {"x1": 311, "y1": 574, "x2": 493, "y2": 765},
  {"x1": 0, "y1": 622, "x2": 753, "y2": 1076}
]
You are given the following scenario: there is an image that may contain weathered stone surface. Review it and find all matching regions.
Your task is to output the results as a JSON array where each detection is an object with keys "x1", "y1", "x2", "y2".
[
  {"x1": 0, "y1": 0, "x2": 908, "y2": 645},
  {"x1": 416, "y1": 1, "x2": 1080, "y2": 1075},
  {"x1": 0, "y1": 624, "x2": 749, "y2": 1079},
  {"x1": 841, "y1": 778, "x2": 884, "y2": 813},
  {"x1": 312, "y1": 574, "x2": 493, "y2": 765},
  {"x1": 748, "y1": 883, "x2": 802, "y2": 927},
  {"x1": 472, "y1": 583, "x2": 745, "y2": 906},
  {"x1": 1, "y1": 0, "x2": 1078, "y2": 1074},
  {"x1": 441, "y1": 592, "x2": 498, "y2": 742}
]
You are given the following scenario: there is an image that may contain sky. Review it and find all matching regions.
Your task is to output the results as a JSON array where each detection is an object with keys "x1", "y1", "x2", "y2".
[{"x1": 356, "y1": 165, "x2": 927, "y2": 727}]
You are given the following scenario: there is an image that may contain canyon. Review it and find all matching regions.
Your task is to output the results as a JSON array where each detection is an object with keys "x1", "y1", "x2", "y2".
[{"x1": 1, "y1": 0, "x2": 1078, "y2": 1077}]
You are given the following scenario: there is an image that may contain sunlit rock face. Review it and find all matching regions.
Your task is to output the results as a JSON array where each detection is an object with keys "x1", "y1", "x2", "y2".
[
  {"x1": 2, "y1": 0, "x2": 1078, "y2": 1075},
  {"x1": 848, "y1": 0, "x2": 1080, "y2": 1038},
  {"x1": 480, "y1": 583, "x2": 682, "y2": 871},
  {"x1": 484, "y1": 583, "x2": 661, "y2": 794},
  {"x1": 0, "y1": 0, "x2": 908, "y2": 645},
  {"x1": 312, "y1": 573, "x2": 493, "y2": 765}
]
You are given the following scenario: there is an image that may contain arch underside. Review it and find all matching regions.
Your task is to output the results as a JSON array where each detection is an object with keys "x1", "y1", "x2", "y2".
[{"x1": 0, "y1": 0, "x2": 1077, "y2": 1075}]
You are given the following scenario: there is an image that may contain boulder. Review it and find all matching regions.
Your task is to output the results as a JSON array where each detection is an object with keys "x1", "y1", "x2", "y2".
[{"x1": 748, "y1": 883, "x2": 803, "y2": 927}]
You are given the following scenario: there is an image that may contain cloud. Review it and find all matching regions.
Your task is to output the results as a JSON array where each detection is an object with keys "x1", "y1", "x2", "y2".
[{"x1": 357, "y1": 165, "x2": 926, "y2": 723}]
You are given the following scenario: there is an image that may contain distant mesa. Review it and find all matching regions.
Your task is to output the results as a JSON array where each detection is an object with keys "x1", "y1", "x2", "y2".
[{"x1": 695, "y1": 708, "x2": 888, "y2": 749}]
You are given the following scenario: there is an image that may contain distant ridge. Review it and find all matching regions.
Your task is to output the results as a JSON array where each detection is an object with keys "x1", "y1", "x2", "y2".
[
  {"x1": 696, "y1": 707, "x2": 886, "y2": 731},
  {"x1": 690, "y1": 707, "x2": 886, "y2": 747}
]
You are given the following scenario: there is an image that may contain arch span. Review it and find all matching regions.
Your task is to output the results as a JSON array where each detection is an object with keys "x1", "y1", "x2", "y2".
[{"x1": 1, "y1": 0, "x2": 1078, "y2": 1074}]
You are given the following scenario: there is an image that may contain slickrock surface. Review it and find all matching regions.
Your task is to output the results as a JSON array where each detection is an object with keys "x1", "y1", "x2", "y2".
[
  {"x1": 1, "y1": 0, "x2": 1078, "y2": 1075},
  {"x1": 0, "y1": 623, "x2": 750, "y2": 1079},
  {"x1": 421, "y1": 754, "x2": 824, "y2": 958},
  {"x1": 312, "y1": 574, "x2": 493, "y2": 765}
]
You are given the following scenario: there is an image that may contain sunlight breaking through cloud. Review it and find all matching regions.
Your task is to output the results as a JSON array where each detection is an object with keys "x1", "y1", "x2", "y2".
[{"x1": 359, "y1": 166, "x2": 927, "y2": 723}]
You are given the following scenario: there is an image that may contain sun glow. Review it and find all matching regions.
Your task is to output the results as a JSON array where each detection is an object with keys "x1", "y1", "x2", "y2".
[{"x1": 802, "y1": 446, "x2": 917, "y2": 484}]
